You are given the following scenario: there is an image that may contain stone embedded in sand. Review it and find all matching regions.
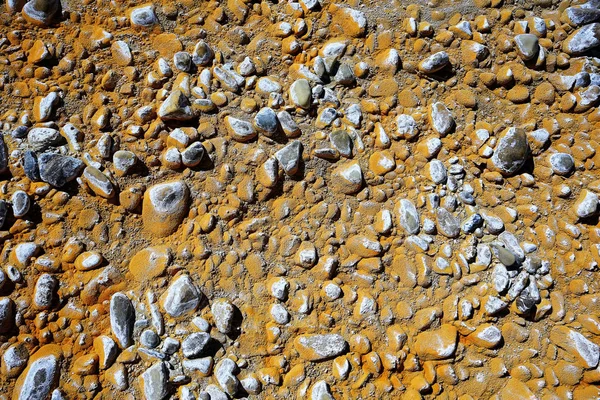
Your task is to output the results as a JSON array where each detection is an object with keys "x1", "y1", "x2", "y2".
[
  {"x1": 129, "y1": 4, "x2": 157, "y2": 28},
  {"x1": 112, "y1": 40, "x2": 132, "y2": 66},
  {"x1": 275, "y1": 141, "x2": 302, "y2": 176},
  {"x1": 225, "y1": 116, "x2": 257, "y2": 142},
  {"x1": 549, "y1": 153, "x2": 575, "y2": 176},
  {"x1": 290, "y1": 79, "x2": 312, "y2": 108},
  {"x1": 110, "y1": 292, "x2": 135, "y2": 349},
  {"x1": 192, "y1": 40, "x2": 214, "y2": 66},
  {"x1": 436, "y1": 208, "x2": 460, "y2": 238},
  {"x1": 331, "y1": 161, "x2": 363, "y2": 195},
  {"x1": 500, "y1": 378, "x2": 537, "y2": 400},
  {"x1": 331, "y1": 5, "x2": 367, "y2": 38},
  {"x1": 33, "y1": 92, "x2": 59, "y2": 122},
  {"x1": 33, "y1": 274, "x2": 57, "y2": 310},
  {"x1": 83, "y1": 166, "x2": 115, "y2": 199},
  {"x1": 11, "y1": 190, "x2": 30, "y2": 218},
  {"x1": 347, "y1": 235, "x2": 382, "y2": 257},
  {"x1": 294, "y1": 334, "x2": 348, "y2": 361},
  {"x1": 563, "y1": 23, "x2": 600, "y2": 55},
  {"x1": 212, "y1": 298, "x2": 236, "y2": 334},
  {"x1": 254, "y1": 107, "x2": 279, "y2": 136},
  {"x1": 142, "y1": 181, "x2": 190, "y2": 237},
  {"x1": 160, "y1": 274, "x2": 201, "y2": 317},
  {"x1": 550, "y1": 326, "x2": 599, "y2": 368},
  {"x1": 330, "y1": 130, "x2": 353, "y2": 158},
  {"x1": 38, "y1": 153, "x2": 84, "y2": 187},
  {"x1": 93, "y1": 335, "x2": 118, "y2": 370},
  {"x1": 12, "y1": 345, "x2": 62, "y2": 400},
  {"x1": 2, "y1": 343, "x2": 28, "y2": 378},
  {"x1": 22, "y1": 0, "x2": 60, "y2": 26},
  {"x1": 491, "y1": 127, "x2": 529, "y2": 176},
  {"x1": 468, "y1": 324, "x2": 503, "y2": 349},
  {"x1": 414, "y1": 324, "x2": 458, "y2": 360}
]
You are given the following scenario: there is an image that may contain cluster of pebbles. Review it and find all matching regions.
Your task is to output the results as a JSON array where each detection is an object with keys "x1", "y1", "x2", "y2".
[{"x1": 0, "y1": 0, "x2": 600, "y2": 399}]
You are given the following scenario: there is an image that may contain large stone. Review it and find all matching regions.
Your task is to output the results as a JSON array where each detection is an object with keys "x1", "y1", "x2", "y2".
[
  {"x1": 563, "y1": 23, "x2": 600, "y2": 55},
  {"x1": 499, "y1": 378, "x2": 537, "y2": 400},
  {"x1": 274, "y1": 141, "x2": 302, "y2": 176},
  {"x1": 182, "y1": 332, "x2": 211, "y2": 359},
  {"x1": 514, "y1": 34, "x2": 539, "y2": 60},
  {"x1": 331, "y1": 161, "x2": 363, "y2": 194},
  {"x1": 12, "y1": 345, "x2": 62, "y2": 400},
  {"x1": 414, "y1": 324, "x2": 458, "y2": 360},
  {"x1": 38, "y1": 153, "x2": 84, "y2": 187},
  {"x1": 418, "y1": 51, "x2": 450, "y2": 73},
  {"x1": 429, "y1": 102, "x2": 455, "y2": 136},
  {"x1": 211, "y1": 298, "x2": 236, "y2": 334},
  {"x1": 295, "y1": 334, "x2": 348, "y2": 361},
  {"x1": 110, "y1": 292, "x2": 135, "y2": 349},
  {"x1": 139, "y1": 362, "x2": 170, "y2": 400},
  {"x1": 83, "y1": 166, "x2": 115, "y2": 199},
  {"x1": 396, "y1": 199, "x2": 420, "y2": 235},
  {"x1": 28, "y1": 127, "x2": 61, "y2": 151},
  {"x1": 142, "y1": 181, "x2": 189, "y2": 237},
  {"x1": 550, "y1": 326, "x2": 599, "y2": 368},
  {"x1": 491, "y1": 127, "x2": 529, "y2": 176},
  {"x1": 22, "y1": 0, "x2": 60, "y2": 26},
  {"x1": 160, "y1": 275, "x2": 201, "y2": 318},
  {"x1": 158, "y1": 90, "x2": 194, "y2": 121}
]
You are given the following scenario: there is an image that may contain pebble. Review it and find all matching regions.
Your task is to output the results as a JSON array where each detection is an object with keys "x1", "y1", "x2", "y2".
[
  {"x1": 12, "y1": 345, "x2": 62, "y2": 400},
  {"x1": 290, "y1": 79, "x2": 312, "y2": 108},
  {"x1": 549, "y1": 152, "x2": 575, "y2": 175},
  {"x1": 211, "y1": 298, "x2": 236, "y2": 334},
  {"x1": 514, "y1": 34, "x2": 539, "y2": 60},
  {"x1": 110, "y1": 292, "x2": 135, "y2": 349},
  {"x1": 225, "y1": 116, "x2": 257, "y2": 142},
  {"x1": 139, "y1": 362, "x2": 170, "y2": 400},
  {"x1": 22, "y1": 0, "x2": 59, "y2": 26},
  {"x1": 158, "y1": 90, "x2": 194, "y2": 121},
  {"x1": 331, "y1": 161, "x2": 363, "y2": 194},
  {"x1": 274, "y1": 141, "x2": 302, "y2": 176},
  {"x1": 429, "y1": 102, "x2": 455, "y2": 136},
  {"x1": 182, "y1": 332, "x2": 211, "y2": 359},
  {"x1": 28, "y1": 127, "x2": 61, "y2": 151},
  {"x1": 38, "y1": 153, "x2": 84, "y2": 187},
  {"x1": 550, "y1": 326, "x2": 599, "y2": 368},
  {"x1": 491, "y1": 127, "x2": 529, "y2": 176},
  {"x1": 419, "y1": 51, "x2": 450, "y2": 73},
  {"x1": 11, "y1": 190, "x2": 30, "y2": 218},
  {"x1": 129, "y1": 4, "x2": 158, "y2": 28},
  {"x1": 414, "y1": 324, "x2": 458, "y2": 360},
  {"x1": 294, "y1": 334, "x2": 348, "y2": 361},
  {"x1": 254, "y1": 107, "x2": 279, "y2": 136},
  {"x1": 573, "y1": 189, "x2": 599, "y2": 219},
  {"x1": 160, "y1": 274, "x2": 201, "y2": 317},
  {"x1": 397, "y1": 199, "x2": 420, "y2": 235}
]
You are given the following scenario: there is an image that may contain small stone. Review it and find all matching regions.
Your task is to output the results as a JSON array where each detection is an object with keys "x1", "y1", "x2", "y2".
[
  {"x1": 139, "y1": 362, "x2": 170, "y2": 400},
  {"x1": 277, "y1": 111, "x2": 301, "y2": 137},
  {"x1": 33, "y1": 274, "x2": 57, "y2": 310},
  {"x1": 436, "y1": 208, "x2": 460, "y2": 238},
  {"x1": 33, "y1": 92, "x2": 60, "y2": 123},
  {"x1": 1, "y1": 343, "x2": 28, "y2": 378},
  {"x1": 329, "y1": 130, "x2": 352, "y2": 158},
  {"x1": 112, "y1": 40, "x2": 132, "y2": 66},
  {"x1": 83, "y1": 166, "x2": 115, "y2": 199},
  {"x1": 160, "y1": 275, "x2": 201, "y2": 317},
  {"x1": 573, "y1": 189, "x2": 599, "y2": 219},
  {"x1": 275, "y1": 141, "x2": 302, "y2": 176},
  {"x1": 468, "y1": 324, "x2": 503, "y2": 349},
  {"x1": 294, "y1": 334, "x2": 348, "y2": 361},
  {"x1": 225, "y1": 116, "x2": 257, "y2": 142},
  {"x1": 129, "y1": 4, "x2": 157, "y2": 28},
  {"x1": 11, "y1": 190, "x2": 30, "y2": 218},
  {"x1": 426, "y1": 160, "x2": 447, "y2": 184},
  {"x1": 514, "y1": 34, "x2": 539, "y2": 60},
  {"x1": 549, "y1": 153, "x2": 574, "y2": 175},
  {"x1": 331, "y1": 161, "x2": 363, "y2": 195},
  {"x1": 158, "y1": 90, "x2": 194, "y2": 121},
  {"x1": 113, "y1": 150, "x2": 137, "y2": 176},
  {"x1": 212, "y1": 298, "x2": 236, "y2": 334},
  {"x1": 347, "y1": 235, "x2": 382, "y2": 257},
  {"x1": 215, "y1": 358, "x2": 240, "y2": 396},
  {"x1": 38, "y1": 153, "x2": 84, "y2": 187},
  {"x1": 290, "y1": 79, "x2": 312, "y2": 108},
  {"x1": 173, "y1": 52, "x2": 191, "y2": 71},
  {"x1": 0, "y1": 297, "x2": 15, "y2": 334},
  {"x1": 254, "y1": 107, "x2": 279, "y2": 136},
  {"x1": 182, "y1": 333, "x2": 211, "y2": 359},
  {"x1": 333, "y1": 63, "x2": 355, "y2": 86},
  {"x1": 140, "y1": 330, "x2": 160, "y2": 349},
  {"x1": 28, "y1": 127, "x2": 61, "y2": 151},
  {"x1": 563, "y1": 23, "x2": 600, "y2": 55},
  {"x1": 500, "y1": 379, "x2": 537, "y2": 400},
  {"x1": 397, "y1": 199, "x2": 420, "y2": 235},
  {"x1": 396, "y1": 114, "x2": 419, "y2": 140},
  {"x1": 110, "y1": 292, "x2": 135, "y2": 349},
  {"x1": 419, "y1": 51, "x2": 450, "y2": 73},
  {"x1": 414, "y1": 324, "x2": 458, "y2": 360},
  {"x1": 12, "y1": 345, "x2": 62, "y2": 400},
  {"x1": 23, "y1": 151, "x2": 40, "y2": 181},
  {"x1": 491, "y1": 127, "x2": 529, "y2": 176},
  {"x1": 181, "y1": 142, "x2": 206, "y2": 168},
  {"x1": 74, "y1": 251, "x2": 103, "y2": 271},
  {"x1": 332, "y1": 6, "x2": 367, "y2": 37},
  {"x1": 93, "y1": 336, "x2": 118, "y2": 370},
  {"x1": 183, "y1": 357, "x2": 213, "y2": 376},
  {"x1": 429, "y1": 102, "x2": 455, "y2": 136},
  {"x1": 142, "y1": 181, "x2": 190, "y2": 237},
  {"x1": 192, "y1": 41, "x2": 214, "y2": 66},
  {"x1": 311, "y1": 381, "x2": 334, "y2": 400}
]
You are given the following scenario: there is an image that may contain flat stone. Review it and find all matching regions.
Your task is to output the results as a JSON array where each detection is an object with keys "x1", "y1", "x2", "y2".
[
  {"x1": 139, "y1": 362, "x2": 170, "y2": 400},
  {"x1": 83, "y1": 166, "x2": 115, "y2": 199},
  {"x1": 550, "y1": 326, "x2": 599, "y2": 368},
  {"x1": 294, "y1": 334, "x2": 348, "y2": 361},
  {"x1": 129, "y1": 245, "x2": 171, "y2": 281},
  {"x1": 491, "y1": 127, "x2": 529, "y2": 176},
  {"x1": 129, "y1": 4, "x2": 157, "y2": 28},
  {"x1": 397, "y1": 199, "x2": 420, "y2": 235},
  {"x1": 468, "y1": 324, "x2": 503, "y2": 349},
  {"x1": 346, "y1": 235, "x2": 382, "y2": 257},
  {"x1": 11, "y1": 190, "x2": 30, "y2": 218},
  {"x1": 419, "y1": 51, "x2": 450, "y2": 73},
  {"x1": 28, "y1": 127, "x2": 61, "y2": 151},
  {"x1": 142, "y1": 181, "x2": 189, "y2": 237},
  {"x1": 563, "y1": 23, "x2": 600, "y2": 55},
  {"x1": 514, "y1": 34, "x2": 539, "y2": 60},
  {"x1": 160, "y1": 275, "x2": 201, "y2": 318},
  {"x1": 38, "y1": 153, "x2": 84, "y2": 187},
  {"x1": 290, "y1": 79, "x2": 312, "y2": 108},
  {"x1": 110, "y1": 292, "x2": 135, "y2": 349},
  {"x1": 254, "y1": 107, "x2": 279, "y2": 136},
  {"x1": 329, "y1": 130, "x2": 352, "y2": 158},
  {"x1": 436, "y1": 208, "x2": 460, "y2": 238},
  {"x1": 12, "y1": 345, "x2": 62, "y2": 400},
  {"x1": 549, "y1": 152, "x2": 575, "y2": 175},
  {"x1": 225, "y1": 116, "x2": 257, "y2": 142},
  {"x1": 275, "y1": 141, "x2": 302, "y2": 176},
  {"x1": 414, "y1": 324, "x2": 458, "y2": 360}
]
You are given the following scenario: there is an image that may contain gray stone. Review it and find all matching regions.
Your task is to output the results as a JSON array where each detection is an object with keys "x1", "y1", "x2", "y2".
[
  {"x1": 139, "y1": 362, "x2": 170, "y2": 400},
  {"x1": 173, "y1": 52, "x2": 191, "y2": 71},
  {"x1": 330, "y1": 130, "x2": 352, "y2": 158},
  {"x1": 254, "y1": 107, "x2": 279, "y2": 136},
  {"x1": 397, "y1": 199, "x2": 420, "y2": 235},
  {"x1": 213, "y1": 67, "x2": 240, "y2": 92},
  {"x1": 499, "y1": 231, "x2": 525, "y2": 263},
  {"x1": 192, "y1": 41, "x2": 214, "y2": 66},
  {"x1": 0, "y1": 297, "x2": 15, "y2": 333},
  {"x1": 181, "y1": 142, "x2": 205, "y2": 168},
  {"x1": 396, "y1": 114, "x2": 419, "y2": 140},
  {"x1": 514, "y1": 34, "x2": 539, "y2": 60},
  {"x1": 492, "y1": 264, "x2": 510, "y2": 293},
  {"x1": 11, "y1": 190, "x2": 30, "y2": 218},
  {"x1": 140, "y1": 330, "x2": 160, "y2": 349},
  {"x1": 211, "y1": 298, "x2": 236, "y2": 334},
  {"x1": 225, "y1": 116, "x2": 257, "y2": 142},
  {"x1": 461, "y1": 213, "x2": 483, "y2": 233},
  {"x1": 182, "y1": 332, "x2": 211, "y2": 359},
  {"x1": 275, "y1": 141, "x2": 302, "y2": 176},
  {"x1": 491, "y1": 243, "x2": 517, "y2": 267},
  {"x1": 161, "y1": 275, "x2": 201, "y2": 318},
  {"x1": 485, "y1": 296, "x2": 508, "y2": 315},
  {"x1": 33, "y1": 274, "x2": 56, "y2": 310},
  {"x1": 110, "y1": 292, "x2": 135, "y2": 349},
  {"x1": 277, "y1": 111, "x2": 301, "y2": 137},
  {"x1": 574, "y1": 189, "x2": 599, "y2": 218},
  {"x1": 333, "y1": 63, "x2": 355, "y2": 86},
  {"x1": 130, "y1": 4, "x2": 157, "y2": 27},
  {"x1": 563, "y1": 23, "x2": 600, "y2": 55},
  {"x1": 2, "y1": 343, "x2": 28, "y2": 378},
  {"x1": 83, "y1": 166, "x2": 115, "y2": 198},
  {"x1": 294, "y1": 333, "x2": 348, "y2": 361},
  {"x1": 565, "y1": 6, "x2": 600, "y2": 27},
  {"x1": 12, "y1": 345, "x2": 61, "y2": 400},
  {"x1": 38, "y1": 153, "x2": 84, "y2": 187},
  {"x1": 113, "y1": 150, "x2": 137, "y2": 176},
  {"x1": 427, "y1": 160, "x2": 447, "y2": 184},
  {"x1": 436, "y1": 208, "x2": 460, "y2": 238},
  {"x1": 549, "y1": 153, "x2": 574, "y2": 175},
  {"x1": 28, "y1": 128, "x2": 61, "y2": 151},
  {"x1": 344, "y1": 103, "x2": 362, "y2": 127},
  {"x1": 22, "y1": 0, "x2": 59, "y2": 26},
  {"x1": 311, "y1": 381, "x2": 334, "y2": 400},
  {"x1": 215, "y1": 358, "x2": 240, "y2": 396},
  {"x1": 182, "y1": 357, "x2": 213, "y2": 375},
  {"x1": 419, "y1": 51, "x2": 450, "y2": 73},
  {"x1": 158, "y1": 90, "x2": 194, "y2": 121},
  {"x1": 491, "y1": 127, "x2": 529, "y2": 176}
]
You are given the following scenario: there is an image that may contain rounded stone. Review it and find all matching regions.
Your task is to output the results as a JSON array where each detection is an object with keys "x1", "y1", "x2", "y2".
[
  {"x1": 491, "y1": 127, "x2": 529, "y2": 176},
  {"x1": 142, "y1": 181, "x2": 190, "y2": 237}
]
